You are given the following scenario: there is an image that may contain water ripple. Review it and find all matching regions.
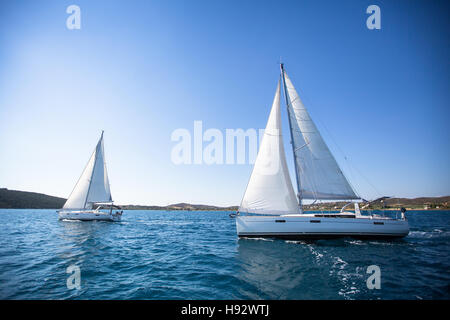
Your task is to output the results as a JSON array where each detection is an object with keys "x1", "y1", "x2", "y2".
[{"x1": 0, "y1": 209, "x2": 448, "y2": 299}]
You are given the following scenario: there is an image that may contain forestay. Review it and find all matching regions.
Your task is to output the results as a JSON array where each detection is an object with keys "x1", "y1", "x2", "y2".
[
  {"x1": 239, "y1": 80, "x2": 299, "y2": 215},
  {"x1": 63, "y1": 132, "x2": 112, "y2": 209}
]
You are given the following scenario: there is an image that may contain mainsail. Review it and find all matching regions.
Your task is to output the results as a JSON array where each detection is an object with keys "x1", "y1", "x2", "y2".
[
  {"x1": 281, "y1": 66, "x2": 358, "y2": 201},
  {"x1": 63, "y1": 132, "x2": 112, "y2": 209},
  {"x1": 239, "y1": 80, "x2": 299, "y2": 215}
]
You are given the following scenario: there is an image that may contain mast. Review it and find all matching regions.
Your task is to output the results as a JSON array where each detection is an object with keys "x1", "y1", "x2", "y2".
[{"x1": 280, "y1": 63, "x2": 303, "y2": 213}]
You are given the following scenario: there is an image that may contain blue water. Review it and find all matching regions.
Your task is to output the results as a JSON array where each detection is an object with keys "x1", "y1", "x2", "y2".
[{"x1": 0, "y1": 209, "x2": 448, "y2": 300}]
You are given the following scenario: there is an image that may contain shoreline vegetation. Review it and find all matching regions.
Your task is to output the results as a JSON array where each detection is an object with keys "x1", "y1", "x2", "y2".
[{"x1": 0, "y1": 188, "x2": 449, "y2": 211}]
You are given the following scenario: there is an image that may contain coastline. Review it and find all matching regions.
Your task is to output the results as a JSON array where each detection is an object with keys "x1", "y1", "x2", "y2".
[{"x1": 0, "y1": 208, "x2": 448, "y2": 212}]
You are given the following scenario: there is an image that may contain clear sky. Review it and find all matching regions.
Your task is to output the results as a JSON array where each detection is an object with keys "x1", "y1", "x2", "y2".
[{"x1": 0, "y1": 0, "x2": 449, "y2": 206}]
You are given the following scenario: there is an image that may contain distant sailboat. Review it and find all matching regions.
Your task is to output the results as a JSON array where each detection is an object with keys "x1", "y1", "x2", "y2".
[
  {"x1": 57, "y1": 131, "x2": 123, "y2": 221},
  {"x1": 235, "y1": 64, "x2": 409, "y2": 239}
]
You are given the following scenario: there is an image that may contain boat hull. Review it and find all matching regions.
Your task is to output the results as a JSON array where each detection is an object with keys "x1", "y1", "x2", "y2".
[
  {"x1": 236, "y1": 215, "x2": 409, "y2": 240},
  {"x1": 58, "y1": 210, "x2": 121, "y2": 222}
]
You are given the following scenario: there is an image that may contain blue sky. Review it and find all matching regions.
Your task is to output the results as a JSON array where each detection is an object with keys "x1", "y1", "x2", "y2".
[{"x1": 0, "y1": 0, "x2": 449, "y2": 206}]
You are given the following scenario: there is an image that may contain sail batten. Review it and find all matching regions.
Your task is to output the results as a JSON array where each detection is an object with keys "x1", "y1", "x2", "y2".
[
  {"x1": 239, "y1": 80, "x2": 299, "y2": 215},
  {"x1": 63, "y1": 132, "x2": 112, "y2": 210},
  {"x1": 281, "y1": 69, "x2": 358, "y2": 201}
]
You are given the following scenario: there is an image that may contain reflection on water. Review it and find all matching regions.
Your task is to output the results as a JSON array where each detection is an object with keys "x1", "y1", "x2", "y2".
[
  {"x1": 237, "y1": 239, "x2": 311, "y2": 299},
  {"x1": 56, "y1": 220, "x2": 116, "y2": 265},
  {"x1": 236, "y1": 238, "x2": 362, "y2": 299},
  {"x1": 236, "y1": 226, "x2": 449, "y2": 300}
]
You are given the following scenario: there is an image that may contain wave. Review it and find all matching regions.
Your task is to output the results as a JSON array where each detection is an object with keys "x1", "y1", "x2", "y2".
[
  {"x1": 409, "y1": 229, "x2": 449, "y2": 239},
  {"x1": 240, "y1": 237, "x2": 274, "y2": 242}
]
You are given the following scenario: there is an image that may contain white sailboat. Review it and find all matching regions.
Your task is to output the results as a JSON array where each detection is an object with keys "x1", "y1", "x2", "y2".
[
  {"x1": 235, "y1": 64, "x2": 409, "y2": 239},
  {"x1": 57, "y1": 131, "x2": 123, "y2": 221}
]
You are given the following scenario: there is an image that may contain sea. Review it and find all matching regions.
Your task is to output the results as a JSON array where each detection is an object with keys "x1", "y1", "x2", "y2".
[{"x1": 0, "y1": 209, "x2": 448, "y2": 300}]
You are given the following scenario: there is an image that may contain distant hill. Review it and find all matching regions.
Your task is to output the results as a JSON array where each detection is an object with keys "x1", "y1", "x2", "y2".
[
  {"x1": 120, "y1": 202, "x2": 238, "y2": 211},
  {"x1": 0, "y1": 188, "x2": 66, "y2": 209},
  {"x1": 304, "y1": 196, "x2": 450, "y2": 211},
  {"x1": 0, "y1": 188, "x2": 237, "y2": 211},
  {"x1": 0, "y1": 187, "x2": 447, "y2": 211}
]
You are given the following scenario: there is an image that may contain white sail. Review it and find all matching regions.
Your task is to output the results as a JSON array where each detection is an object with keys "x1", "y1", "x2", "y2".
[
  {"x1": 239, "y1": 80, "x2": 299, "y2": 215},
  {"x1": 63, "y1": 132, "x2": 112, "y2": 209},
  {"x1": 282, "y1": 70, "x2": 358, "y2": 200}
]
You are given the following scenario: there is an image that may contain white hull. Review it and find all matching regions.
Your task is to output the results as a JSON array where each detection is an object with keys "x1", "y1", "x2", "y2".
[
  {"x1": 58, "y1": 210, "x2": 122, "y2": 222},
  {"x1": 236, "y1": 214, "x2": 409, "y2": 239}
]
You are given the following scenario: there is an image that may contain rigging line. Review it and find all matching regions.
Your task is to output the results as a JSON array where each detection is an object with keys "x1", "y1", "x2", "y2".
[
  {"x1": 290, "y1": 116, "x2": 320, "y2": 202},
  {"x1": 293, "y1": 140, "x2": 310, "y2": 152},
  {"x1": 101, "y1": 136, "x2": 112, "y2": 201},
  {"x1": 294, "y1": 124, "x2": 320, "y2": 202},
  {"x1": 294, "y1": 83, "x2": 379, "y2": 199},
  {"x1": 281, "y1": 64, "x2": 302, "y2": 211},
  {"x1": 288, "y1": 101, "x2": 335, "y2": 202},
  {"x1": 343, "y1": 159, "x2": 361, "y2": 198},
  {"x1": 347, "y1": 161, "x2": 382, "y2": 198},
  {"x1": 288, "y1": 115, "x2": 320, "y2": 202},
  {"x1": 84, "y1": 135, "x2": 102, "y2": 208},
  {"x1": 307, "y1": 151, "x2": 320, "y2": 202}
]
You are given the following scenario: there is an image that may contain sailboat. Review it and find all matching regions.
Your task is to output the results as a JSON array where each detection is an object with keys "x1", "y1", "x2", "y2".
[
  {"x1": 57, "y1": 131, "x2": 123, "y2": 221},
  {"x1": 235, "y1": 64, "x2": 409, "y2": 239}
]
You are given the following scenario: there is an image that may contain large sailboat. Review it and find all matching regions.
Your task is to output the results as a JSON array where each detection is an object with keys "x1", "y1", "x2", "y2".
[
  {"x1": 57, "y1": 131, "x2": 123, "y2": 221},
  {"x1": 235, "y1": 64, "x2": 409, "y2": 239}
]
